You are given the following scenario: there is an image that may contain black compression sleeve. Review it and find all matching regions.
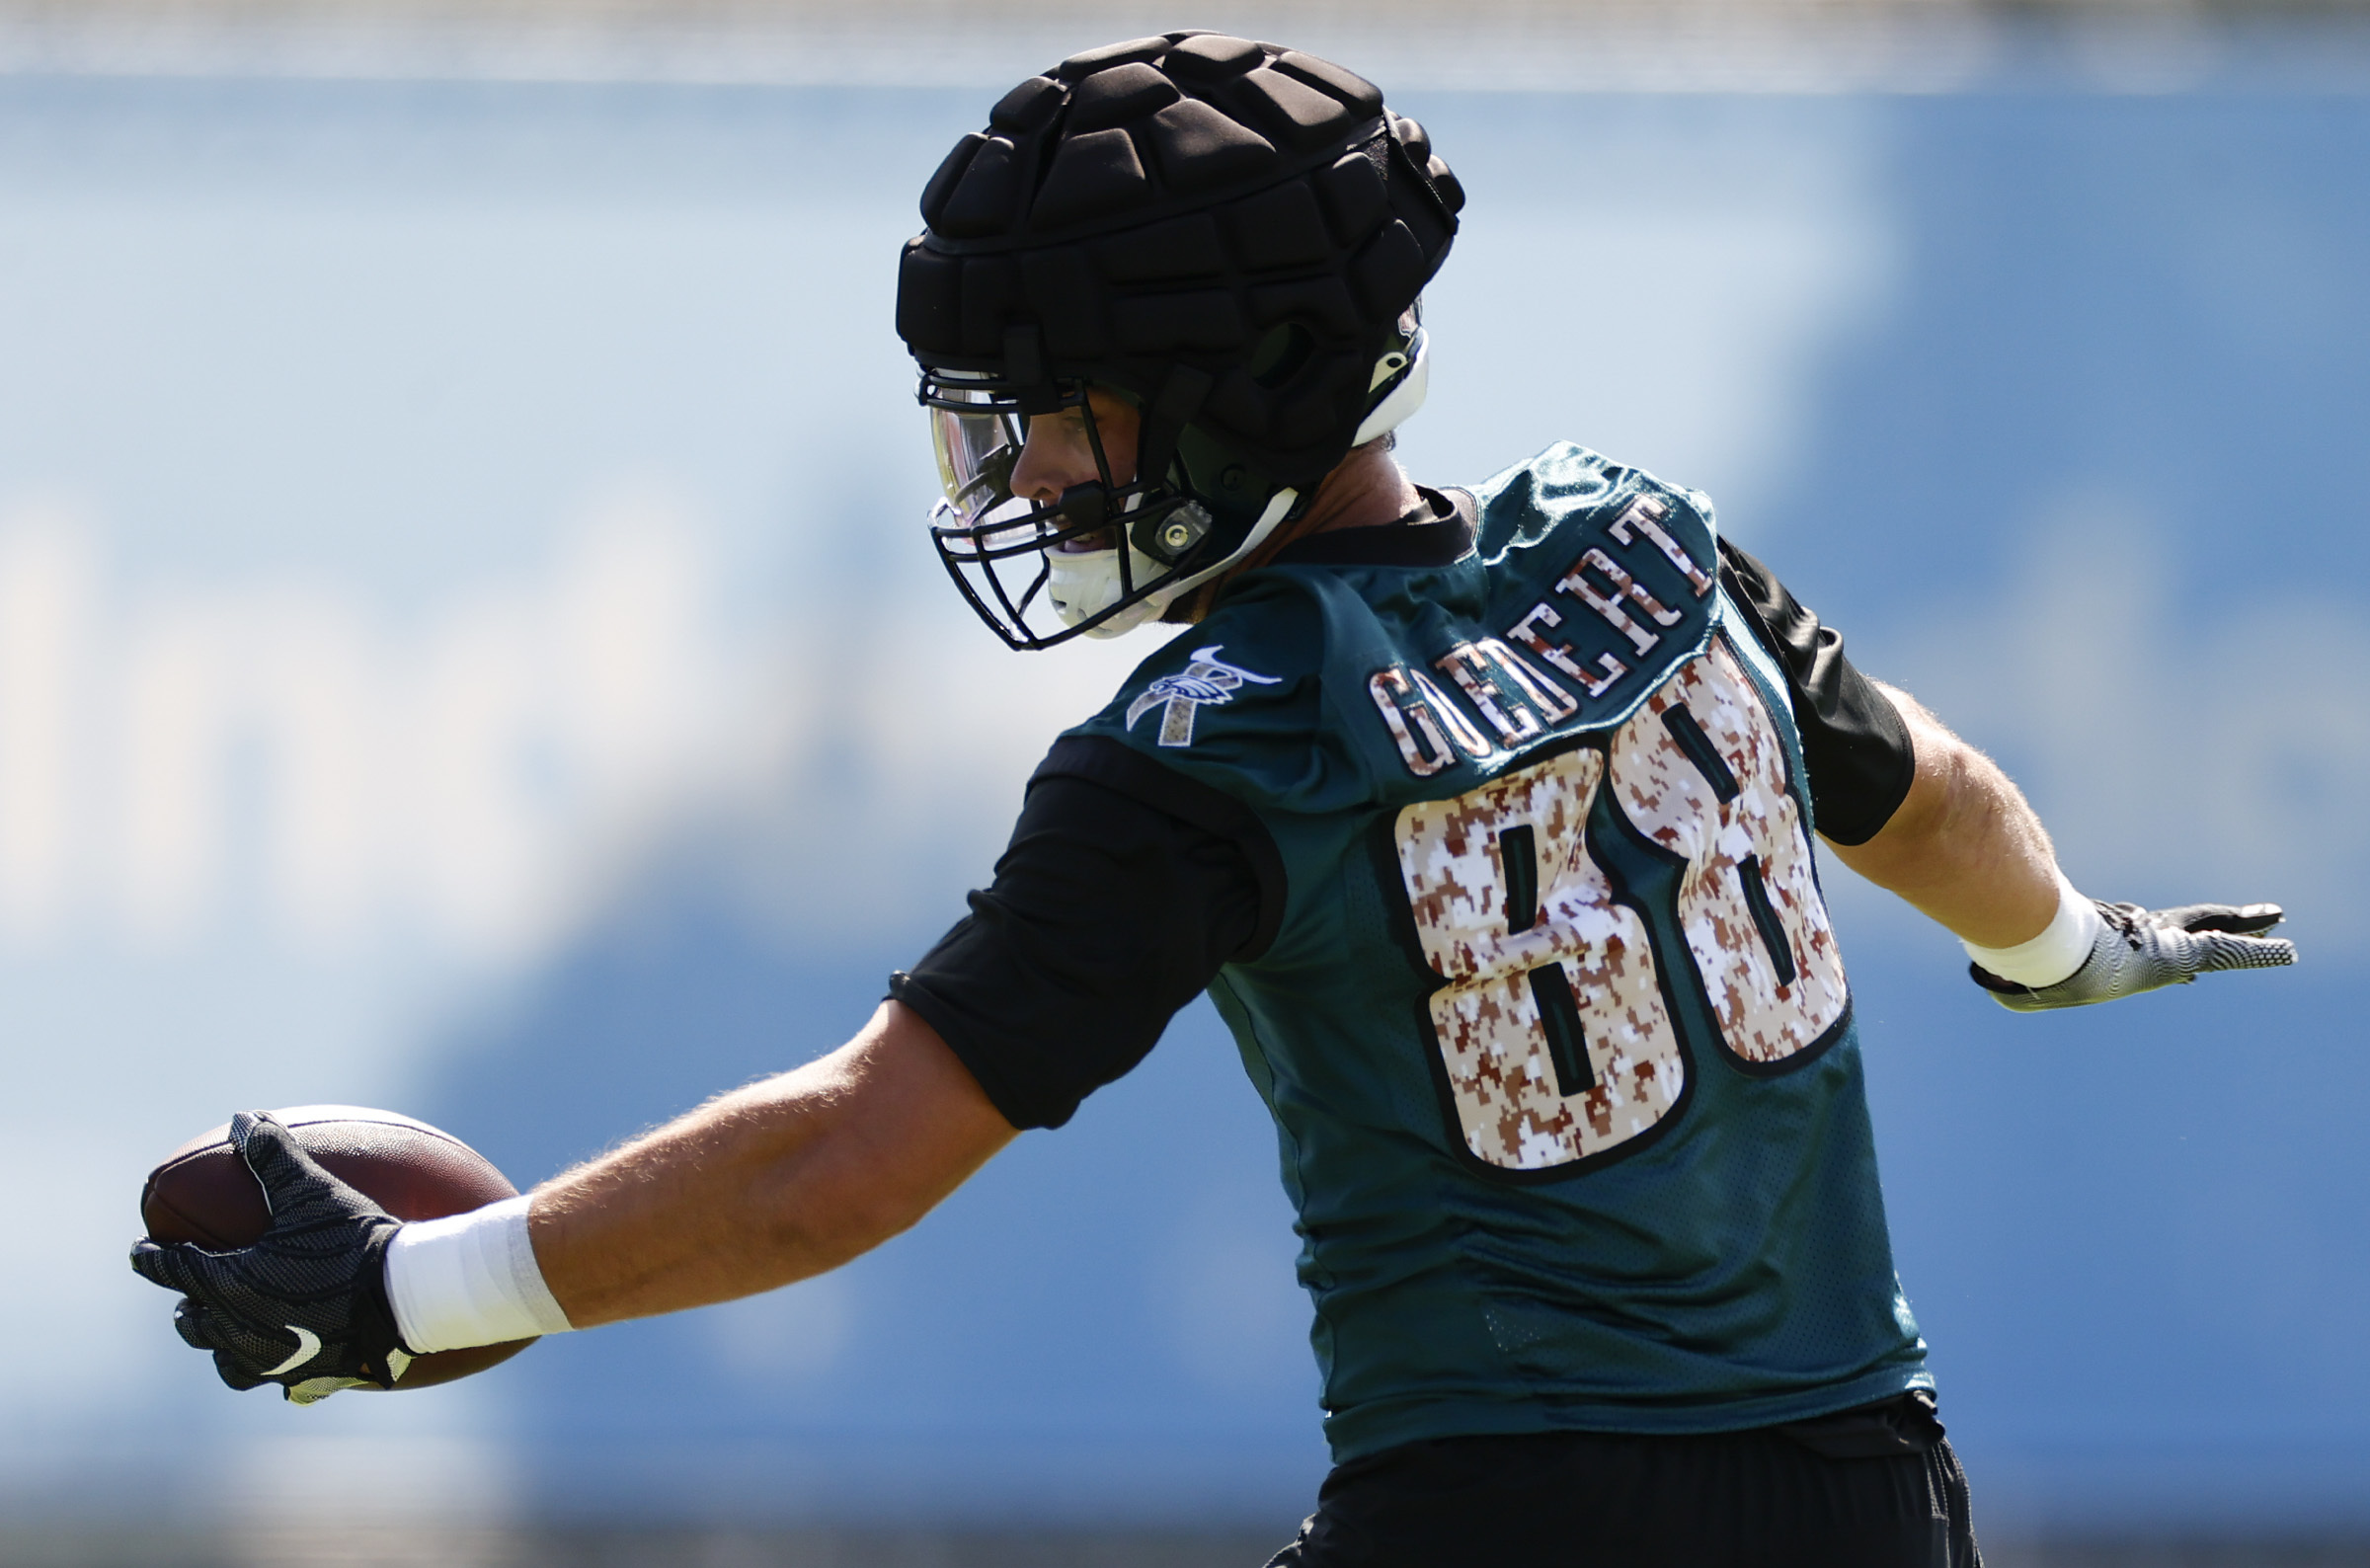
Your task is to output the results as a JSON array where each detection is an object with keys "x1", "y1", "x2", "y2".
[
  {"x1": 1717, "y1": 540, "x2": 1915, "y2": 846},
  {"x1": 888, "y1": 742, "x2": 1275, "y2": 1131}
]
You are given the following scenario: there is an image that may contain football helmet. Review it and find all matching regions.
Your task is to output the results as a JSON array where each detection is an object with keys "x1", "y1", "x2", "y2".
[{"x1": 898, "y1": 33, "x2": 1462, "y2": 648}]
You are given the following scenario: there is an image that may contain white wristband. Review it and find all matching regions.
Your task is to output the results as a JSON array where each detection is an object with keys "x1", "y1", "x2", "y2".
[
  {"x1": 384, "y1": 1195, "x2": 574, "y2": 1354},
  {"x1": 1961, "y1": 870, "x2": 2102, "y2": 988}
]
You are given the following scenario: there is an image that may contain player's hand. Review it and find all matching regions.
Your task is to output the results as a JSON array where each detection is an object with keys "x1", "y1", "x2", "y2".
[
  {"x1": 129, "y1": 1111, "x2": 411, "y2": 1404},
  {"x1": 1970, "y1": 901, "x2": 2294, "y2": 1011}
]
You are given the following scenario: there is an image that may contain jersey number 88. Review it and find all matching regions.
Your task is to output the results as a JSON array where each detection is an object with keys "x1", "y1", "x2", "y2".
[{"x1": 1390, "y1": 639, "x2": 1851, "y2": 1176}]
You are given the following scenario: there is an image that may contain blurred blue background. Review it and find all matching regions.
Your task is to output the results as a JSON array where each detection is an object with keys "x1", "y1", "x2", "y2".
[{"x1": 3, "y1": 23, "x2": 2368, "y2": 1553}]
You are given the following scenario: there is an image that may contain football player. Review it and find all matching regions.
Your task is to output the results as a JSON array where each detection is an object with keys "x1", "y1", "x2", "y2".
[{"x1": 135, "y1": 35, "x2": 2295, "y2": 1567}]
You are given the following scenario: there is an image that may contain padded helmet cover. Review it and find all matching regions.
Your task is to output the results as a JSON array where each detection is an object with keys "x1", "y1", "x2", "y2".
[{"x1": 897, "y1": 33, "x2": 1463, "y2": 491}]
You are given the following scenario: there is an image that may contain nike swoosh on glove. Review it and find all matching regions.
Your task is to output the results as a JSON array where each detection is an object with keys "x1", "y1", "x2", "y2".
[
  {"x1": 130, "y1": 1111, "x2": 412, "y2": 1404},
  {"x1": 1971, "y1": 901, "x2": 2296, "y2": 1012}
]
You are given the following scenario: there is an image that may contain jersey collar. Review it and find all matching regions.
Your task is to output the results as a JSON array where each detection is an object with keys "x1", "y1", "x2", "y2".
[{"x1": 1270, "y1": 487, "x2": 1476, "y2": 569}]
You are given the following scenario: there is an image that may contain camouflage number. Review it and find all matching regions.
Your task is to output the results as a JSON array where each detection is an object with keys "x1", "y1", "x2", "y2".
[
  {"x1": 1391, "y1": 640, "x2": 1849, "y2": 1175},
  {"x1": 1607, "y1": 639, "x2": 1849, "y2": 1069},
  {"x1": 1392, "y1": 747, "x2": 1686, "y2": 1173}
]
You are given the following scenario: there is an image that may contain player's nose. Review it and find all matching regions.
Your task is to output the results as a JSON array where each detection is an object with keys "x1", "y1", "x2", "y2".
[{"x1": 1009, "y1": 423, "x2": 1091, "y2": 505}]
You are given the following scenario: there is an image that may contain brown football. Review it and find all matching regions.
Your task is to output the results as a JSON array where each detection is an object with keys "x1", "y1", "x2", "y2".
[{"x1": 140, "y1": 1105, "x2": 535, "y2": 1388}]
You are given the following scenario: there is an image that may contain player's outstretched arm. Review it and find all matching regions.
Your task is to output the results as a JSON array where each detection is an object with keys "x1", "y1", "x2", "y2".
[
  {"x1": 528, "y1": 1000, "x2": 1017, "y2": 1328},
  {"x1": 1824, "y1": 682, "x2": 2294, "y2": 1009},
  {"x1": 133, "y1": 1002, "x2": 1017, "y2": 1400}
]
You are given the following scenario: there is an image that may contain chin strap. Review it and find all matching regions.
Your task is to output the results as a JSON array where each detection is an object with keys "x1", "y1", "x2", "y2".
[
  {"x1": 1056, "y1": 486, "x2": 1304, "y2": 640},
  {"x1": 1147, "y1": 485, "x2": 1303, "y2": 605}
]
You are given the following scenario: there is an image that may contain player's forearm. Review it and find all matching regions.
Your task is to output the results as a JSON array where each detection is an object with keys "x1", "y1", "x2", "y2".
[
  {"x1": 523, "y1": 1053, "x2": 867, "y2": 1327},
  {"x1": 524, "y1": 1002, "x2": 1016, "y2": 1328},
  {"x1": 1824, "y1": 683, "x2": 2060, "y2": 950}
]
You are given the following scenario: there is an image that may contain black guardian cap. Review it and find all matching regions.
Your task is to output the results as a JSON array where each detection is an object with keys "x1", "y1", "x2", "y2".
[{"x1": 897, "y1": 33, "x2": 1462, "y2": 647}]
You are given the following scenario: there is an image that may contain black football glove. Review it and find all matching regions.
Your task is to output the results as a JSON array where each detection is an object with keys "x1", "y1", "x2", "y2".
[
  {"x1": 130, "y1": 1110, "x2": 412, "y2": 1404},
  {"x1": 1970, "y1": 900, "x2": 2295, "y2": 1012}
]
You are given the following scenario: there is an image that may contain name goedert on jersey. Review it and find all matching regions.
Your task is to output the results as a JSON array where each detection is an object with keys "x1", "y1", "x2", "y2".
[
  {"x1": 1113, "y1": 488, "x2": 1712, "y2": 763},
  {"x1": 1371, "y1": 492, "x2": 1716, "y2": 779}
]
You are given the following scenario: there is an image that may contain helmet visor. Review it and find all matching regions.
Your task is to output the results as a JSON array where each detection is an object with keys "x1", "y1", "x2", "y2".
[{"x1": 928, "y1": 395, "x2": 1028, "y2": 531}]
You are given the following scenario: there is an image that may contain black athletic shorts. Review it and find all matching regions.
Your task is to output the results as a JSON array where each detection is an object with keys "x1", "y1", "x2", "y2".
[{"x1": 1262, "y1": 1394, "x2": 1982, "y2": 1568}]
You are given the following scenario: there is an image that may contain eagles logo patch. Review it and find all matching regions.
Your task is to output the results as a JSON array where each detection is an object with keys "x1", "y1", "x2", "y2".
[{"x1": 1125, "y1": 646, "x2": 1281, "y2": 747}]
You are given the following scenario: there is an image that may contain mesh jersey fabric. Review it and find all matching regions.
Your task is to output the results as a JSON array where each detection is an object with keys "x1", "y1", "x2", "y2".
[{"x1": 895, "y1": 441, "x2": 1932, "y2": 1460}]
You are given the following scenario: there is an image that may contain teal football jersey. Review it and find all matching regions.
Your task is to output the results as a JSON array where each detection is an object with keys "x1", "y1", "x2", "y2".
[{"x1": 1066, "y1": 443, "x2": 1932, "y2": 1461}]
